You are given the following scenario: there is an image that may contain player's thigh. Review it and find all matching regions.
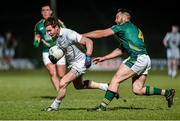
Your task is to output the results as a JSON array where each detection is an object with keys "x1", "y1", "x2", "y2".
[
  {"x1": 108, "y1": 64, "x2": 135, "y2": 91},
  {"x1": 57, "y1": 65, "x2": 66, "y2": 77},
  {"x1": 46, "y1": 63, "x2": 56, "y2": 75},
  {"x1": 60, "y1": 69, "x2": 77, "y2": 87},
  {"x1": 111, "y1": 63, "x2": 135, "y2": 83}
]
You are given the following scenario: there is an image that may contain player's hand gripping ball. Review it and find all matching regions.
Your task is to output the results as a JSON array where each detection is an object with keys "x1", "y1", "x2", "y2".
[{"x1": 48, "y1": 45, "x2": 64, "y2": 64}]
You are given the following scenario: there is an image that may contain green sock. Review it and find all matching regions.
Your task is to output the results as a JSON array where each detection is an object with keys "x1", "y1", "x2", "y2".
[
  {"x1": 145, "y1": 86, "x2": 162, "y2": 95},
  {"x1": 165, "y1": 89, "x2": 170, "y2": 97},
  {"x1": 153, "y1": 87, "x2": 162, "y2": 95},
  {"x1": 100, "y1": 90, "x2": 117, "y2": 108}
]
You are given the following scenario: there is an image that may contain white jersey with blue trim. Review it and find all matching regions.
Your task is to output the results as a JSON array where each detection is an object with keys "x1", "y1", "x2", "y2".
[{"x1": 56, "y1": 28, "x2": 85, "y2": 62}]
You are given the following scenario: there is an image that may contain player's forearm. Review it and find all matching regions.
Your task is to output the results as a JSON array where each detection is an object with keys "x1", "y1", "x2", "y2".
[
  {"x1": 83, "y1": 30, "x2": 106, "y2": 38},
  {"x1": 79, "y1": 37, "x2": 93, "y2": 56},
  {"x1": 103, "y1": 48, "x2": 122, "y2": 60},
  {"x1": 163, "y1": 40, "x2": 168, "y2": 47}
]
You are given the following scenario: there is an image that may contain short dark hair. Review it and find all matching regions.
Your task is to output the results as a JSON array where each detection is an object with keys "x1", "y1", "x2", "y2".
[
  {"x1": 172, "y1": 25, "x2": 179, "y2": 28},
  {"x1": 117, "y1": 8, "x2": 130, "y2": 13},
  {"x1": 41, "y1": 4, "x2": 53, "y2": 10},
  {"x1": 44, "y1": 16, "x2": 60, "y2": 28},
  {"x1": 117, "y1": 8, "x2": 131, "y2": 16}
]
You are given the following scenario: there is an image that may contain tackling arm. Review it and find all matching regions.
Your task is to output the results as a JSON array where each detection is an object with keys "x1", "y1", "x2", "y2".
[
  {"x1": 93, "y1": 48, "x2": 123, "y2": 64},
  {"x1": 82, "y1": 28, "x2": 114, "y2": 39},
  {"x1": 103, "y1": 48, "x2": 123, "y2": 60}
]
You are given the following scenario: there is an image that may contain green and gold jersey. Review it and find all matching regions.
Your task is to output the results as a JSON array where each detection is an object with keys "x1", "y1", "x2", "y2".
[
  {"x1": 111, "y1": 21, "x2": 147, "y2": 59},
  {"x1": 34, "y1": 19, "x2": 66, "y2": 52}
]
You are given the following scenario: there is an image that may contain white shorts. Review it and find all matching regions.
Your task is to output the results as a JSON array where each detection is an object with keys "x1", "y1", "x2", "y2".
[
  {"x1": 68, "y1": 58, "x2": 86, "y2": 77},
  {"x1": 123, "y1": 54, "x2": 151, "y2": 75},
  {"x1": 167, "y1": 48, "x2": 180, "y2": 59},
  {"x1": 42, "y1": 52, "x2": 66, "y2": 65}
]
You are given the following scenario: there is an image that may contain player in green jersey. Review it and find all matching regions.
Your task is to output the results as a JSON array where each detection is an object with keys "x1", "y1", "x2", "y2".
[
  {"x1": 83, "y1": 8, "x2": 175, "y2": 111},
  {"x1": 33, "y1": 4, "x2": 66, "y2": 91}
]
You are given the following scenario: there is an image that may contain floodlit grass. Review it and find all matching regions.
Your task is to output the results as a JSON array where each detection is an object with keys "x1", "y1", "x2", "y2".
[{"x1": 0, "y1": 69, "x2": 179, "y2": 120}]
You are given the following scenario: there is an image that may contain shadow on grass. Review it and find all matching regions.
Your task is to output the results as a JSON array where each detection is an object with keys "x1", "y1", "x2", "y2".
[
  {"x1": 108, "y1": 106, "x2": 146, "y2": 110},
  {"x1": 55, "y1": 107, "x2": 148, "y2": 111},
  {"x1": 40, "y1": 105, "x2": 165, "y2": 112},
  {"x1": 51, "y1": 106, "x2": 162, "y2": 111},
  {"x1": 32, "y1": 96, "x2": 56, "y2": 99},
  {"x1": 108, "y1": 106, "x2": 164, "y2": 111}
]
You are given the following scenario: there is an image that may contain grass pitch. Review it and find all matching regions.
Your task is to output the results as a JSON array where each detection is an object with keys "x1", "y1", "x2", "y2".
[{"x1": 0, "y1": 69, "x2": 179, "y2": 120}]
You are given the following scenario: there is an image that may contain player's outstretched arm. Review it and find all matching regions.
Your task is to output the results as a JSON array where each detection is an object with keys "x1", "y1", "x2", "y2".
[
  {"x1": 82, "y1": 28, "x2": 114, "y2": 39},
  {"x1": 93, "y1": 48, "x2": 122, "y2": 64}
]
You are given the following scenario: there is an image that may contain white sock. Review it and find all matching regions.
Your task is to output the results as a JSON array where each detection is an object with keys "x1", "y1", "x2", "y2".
[
  {"x1": 99, "y1": 83, "x2": 108, "y2": 91},
  {"x1": 172, "y1": 69, "x2": 176, "y2": 78},
  {"x1": 168, "y1": 69, "x2": 172, "y2": 76},
  {"x1": 50, "y1": 99, "x2": 62, "y2": 109}
]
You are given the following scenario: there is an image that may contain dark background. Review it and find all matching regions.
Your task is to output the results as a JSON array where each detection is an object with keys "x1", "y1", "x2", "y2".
[{"x1": 0, "y1": 0, "x2": 179, "y2": 62}]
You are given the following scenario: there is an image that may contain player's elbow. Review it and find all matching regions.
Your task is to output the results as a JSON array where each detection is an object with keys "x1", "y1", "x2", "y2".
[{"x1": 87, "y1": 39, "x2": 93, "y2": 46}]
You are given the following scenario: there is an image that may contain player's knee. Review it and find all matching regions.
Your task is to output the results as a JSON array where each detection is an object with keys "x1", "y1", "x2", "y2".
[
  {"x1": 58, "y1": 73, "x2": 64, "y2": 78},
  {"x1": 59, "y1": 81, "x2": 67, "y2": 89},
  {"x1": 57, "y1": 70, "x2": 65, "y2": 78}
]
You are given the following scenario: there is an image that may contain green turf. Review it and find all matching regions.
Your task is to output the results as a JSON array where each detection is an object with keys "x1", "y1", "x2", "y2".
[{"x1": 0, "y1": 69, "x2": 179, "y2": 120}]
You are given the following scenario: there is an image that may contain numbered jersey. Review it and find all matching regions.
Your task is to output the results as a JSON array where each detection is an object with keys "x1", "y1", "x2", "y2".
[
  {"x1": 111, "y1": 21, "x2": 147, "y2": 58},
  {"x1": 34, "y1": 19, "x2": 65, "y2": 52}
]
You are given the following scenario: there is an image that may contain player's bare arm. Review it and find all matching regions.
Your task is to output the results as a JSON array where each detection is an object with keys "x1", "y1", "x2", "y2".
[
  {"x1": 79, "y1": 37, "x2": 93, "y2": 56},
  {"x1": 93, "y1": 48, "x2": 122, "y2": 64},
  {"x1": 163, "y1": 38, "x2": 168, "y2": 47},
  {"x1": 83, "y1": 28, "x2": 114, "y2": 38}
]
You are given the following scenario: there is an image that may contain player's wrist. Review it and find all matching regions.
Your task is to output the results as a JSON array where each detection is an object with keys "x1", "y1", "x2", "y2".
[
  {"x1": 86, "y1": 53, "x2": 92, "y2": 57},
  {"x1": 102, "y1": 56, "x2": 107, "y2": 60}
]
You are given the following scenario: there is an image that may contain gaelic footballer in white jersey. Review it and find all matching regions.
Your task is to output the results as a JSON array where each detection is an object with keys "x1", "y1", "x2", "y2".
[
  {"x1": 56, "y1": 28, "x2": 87, "y2": 76},
  {"x1": 43, "y1": 16, "x2": 109, "y2": 111}
]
